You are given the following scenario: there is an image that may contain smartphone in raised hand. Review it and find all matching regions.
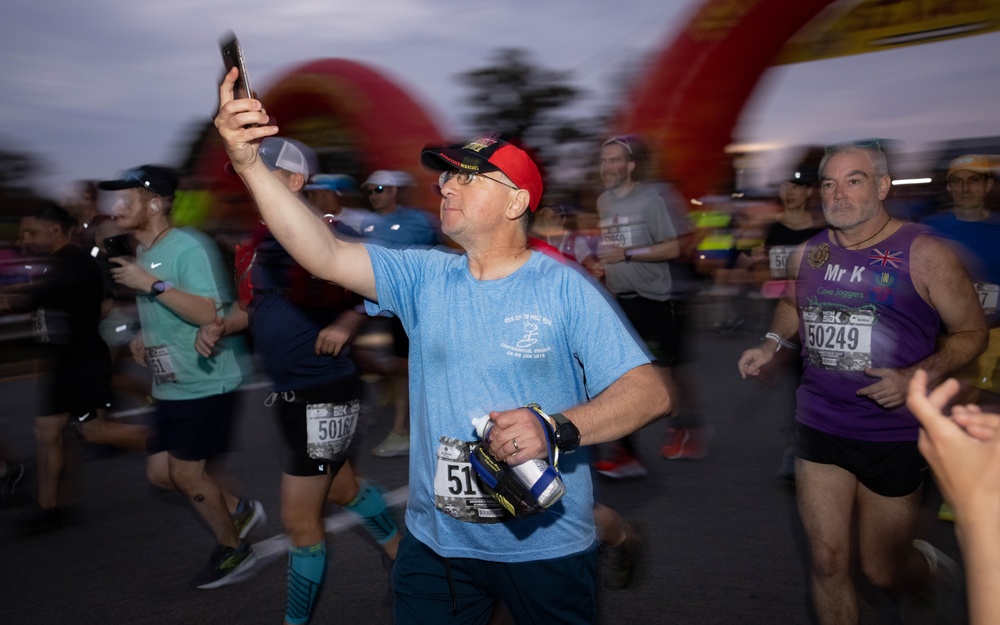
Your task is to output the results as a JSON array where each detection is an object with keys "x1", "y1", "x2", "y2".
[{"x1": 220, "y1": 31, "x2": 254, "y2": 101}]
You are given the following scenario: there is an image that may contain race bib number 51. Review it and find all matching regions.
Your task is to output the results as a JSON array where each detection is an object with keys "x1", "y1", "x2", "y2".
[
  {"x1": 144, "y1": 345, "x2": 177, "y2": 384},
  {"x1": 433, "y1": 436, "x2": 506, "y2": 524}
]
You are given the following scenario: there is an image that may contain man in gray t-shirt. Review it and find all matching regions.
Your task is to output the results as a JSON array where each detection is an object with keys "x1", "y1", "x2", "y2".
[
  {"x1": 596, "y1": 171, "x2": 677, "y2": 300},
  {"x1": 587, "y1": 135, "x2": 708, "y2": 476}
]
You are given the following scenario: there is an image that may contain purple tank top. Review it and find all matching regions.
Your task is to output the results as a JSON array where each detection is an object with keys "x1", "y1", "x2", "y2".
[{"x1": 795, "y1": 223, "x2": 939, "y2": 441}]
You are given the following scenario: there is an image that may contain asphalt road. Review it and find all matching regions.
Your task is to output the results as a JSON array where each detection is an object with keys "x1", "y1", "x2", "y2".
[{"x1": 0, "y1": 299, "x2": 968, "y2": 624}]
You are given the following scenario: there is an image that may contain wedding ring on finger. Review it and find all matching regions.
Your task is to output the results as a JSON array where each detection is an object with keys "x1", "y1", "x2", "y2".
[{"x1": 511, "y1": 439, "x2": 520, "y2": 453}]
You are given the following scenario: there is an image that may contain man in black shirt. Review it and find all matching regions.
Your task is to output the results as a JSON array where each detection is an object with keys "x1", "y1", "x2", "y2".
[{"x1": 2, "y1": 202, "x2": 146, "y2": 531}]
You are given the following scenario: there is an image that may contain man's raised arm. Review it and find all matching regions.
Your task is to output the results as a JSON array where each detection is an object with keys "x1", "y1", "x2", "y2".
[{"x1": 213, "y1": 67, "x2": 376, "y2": 300}]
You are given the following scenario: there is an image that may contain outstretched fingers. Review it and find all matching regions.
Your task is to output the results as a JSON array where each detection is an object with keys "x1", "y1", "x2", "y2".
[{"x1": 214, "y1": 67, "x2": 278, "y2": 169}]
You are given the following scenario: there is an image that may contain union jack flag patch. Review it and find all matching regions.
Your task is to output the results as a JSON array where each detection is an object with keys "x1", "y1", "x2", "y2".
[{"x1": 869, "y1": 249, "x2": 903, "y2": 268}]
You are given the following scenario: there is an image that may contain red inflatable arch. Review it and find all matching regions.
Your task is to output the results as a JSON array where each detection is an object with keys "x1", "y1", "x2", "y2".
[
  {"x1": 616, "y1": 0, "x2": 837, "y2": 200},
  {"x1": 194, "y1": 58, "x2": 448, "y2": 211}
]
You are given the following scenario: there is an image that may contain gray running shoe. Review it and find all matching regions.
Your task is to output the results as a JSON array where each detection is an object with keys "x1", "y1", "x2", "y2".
[{"x1": 372, "y1": 432, "x2": 410, "y2": 458}]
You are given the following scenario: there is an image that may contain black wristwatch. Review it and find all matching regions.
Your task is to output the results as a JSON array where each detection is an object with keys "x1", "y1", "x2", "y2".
[
  {"x1": 526, "y1": 403, "x2": 580, "y2": 453},
  {"x1": 149, "y1": 280, "x2": 172, "y2": 297}
]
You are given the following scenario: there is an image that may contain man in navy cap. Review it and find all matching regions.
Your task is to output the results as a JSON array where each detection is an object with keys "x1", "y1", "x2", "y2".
[
  {"x1": 98, "y1": 164, "x2": 261, "y2": 589},
  {"x1": 217, "y1": 71, "x2": 670, "y2": 624}
]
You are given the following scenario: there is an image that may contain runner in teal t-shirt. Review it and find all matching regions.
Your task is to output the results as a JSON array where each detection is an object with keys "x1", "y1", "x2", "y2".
[{"x1": 100, "y1": 164, "x2": 261, "y2": 590}]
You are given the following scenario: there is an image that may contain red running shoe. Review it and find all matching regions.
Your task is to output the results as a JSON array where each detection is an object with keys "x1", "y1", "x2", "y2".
[
  {"x1": 593, "y1": 449, "x2": 648, "y2": 479},
  {"x1": 661, "y1": 426, "x2": 710, "y2": 460}
]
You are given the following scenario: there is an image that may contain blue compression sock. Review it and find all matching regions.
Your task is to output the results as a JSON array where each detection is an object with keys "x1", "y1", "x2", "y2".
[
  {"x1": 344, "y1": 480, "x2": 398, "y2": 544},
  {"x1": 286, "y1": 542, "x2": 326, "y2": 625}
]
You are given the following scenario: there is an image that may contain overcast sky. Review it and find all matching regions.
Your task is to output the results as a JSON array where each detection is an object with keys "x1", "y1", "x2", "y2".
[{"x1": 2, "y1": 0, "x2": 999, "y2": 198}]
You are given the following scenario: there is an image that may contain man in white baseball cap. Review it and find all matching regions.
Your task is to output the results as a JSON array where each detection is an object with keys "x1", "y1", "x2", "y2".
[{"x1": 360, "y1": 169, "x2": 439, "y2": 458}]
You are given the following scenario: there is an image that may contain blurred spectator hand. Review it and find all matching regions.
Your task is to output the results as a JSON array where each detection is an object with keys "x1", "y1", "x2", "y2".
[{"x1": 906, "y1": 370, "x2": 1000, "y2": 517}]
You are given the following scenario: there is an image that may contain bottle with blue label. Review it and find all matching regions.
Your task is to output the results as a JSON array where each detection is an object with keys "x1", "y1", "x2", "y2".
[{"x1": 471, "y1": 415, "x2": 566, "y2": 510}]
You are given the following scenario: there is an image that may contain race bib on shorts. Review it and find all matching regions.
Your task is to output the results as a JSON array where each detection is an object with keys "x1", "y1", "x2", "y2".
[
  {"x1": 144, "y1": 344, "x2": 177, "y2": 384},
  {"x1": 975, "y1": 282, "x2": 998, "y2": 316},
  {"x1": 33, "y1": 308, "x2": 70, "y2": 344},
  {"x1": 306, "y1": 400, "x2": 359, "y2": 461},
  {"x1": 433, "y1": 436, "x2": 507, "y2": 524},
  {"x1": 768, "y1": 246, "x2": 795, "y2": 279},
  {"x1": 802, "y1": 306, "x2": 875, "y2": 371}
]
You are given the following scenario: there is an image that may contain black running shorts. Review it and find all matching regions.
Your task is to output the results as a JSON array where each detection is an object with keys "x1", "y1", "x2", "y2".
[
  {"x1": 274, "y1": 374, "x2": 360, "y2": 477},
  {"x1": 793, "y1": 422, "x2": 928, "y2": 497},
  {"x1": 148, "y1": 392, "x2": 238, "y2": 461}
]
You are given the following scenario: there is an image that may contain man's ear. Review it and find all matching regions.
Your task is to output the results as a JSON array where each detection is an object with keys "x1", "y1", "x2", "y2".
[
  {"x1": 626, "y1": 160, "x2": 636, "y2": 180},
  {"x1": 506, "y1": 189, "x2": 531, "y2": 221},
  {"x1": 289, "y1": 173, "x2": 306, "y2": 193},
  {"x1": 877, "y1": 175, "x2": 891, "y2": 201}
]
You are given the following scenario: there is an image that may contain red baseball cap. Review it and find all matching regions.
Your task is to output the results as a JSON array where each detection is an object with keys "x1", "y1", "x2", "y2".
[{"x1": 421, "y1": 135, "x2": 544, "y2": 211}]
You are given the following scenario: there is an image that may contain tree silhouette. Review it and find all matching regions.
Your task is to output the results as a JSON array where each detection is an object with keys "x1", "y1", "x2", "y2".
[{"x1": 457, "y1": 49, "x2": 585, "y2": 159}]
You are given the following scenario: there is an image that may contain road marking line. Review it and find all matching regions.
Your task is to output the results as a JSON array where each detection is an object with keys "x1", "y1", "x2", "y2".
[{"x1": 251, "y1": 486, "x2": 408, "y2": 561}]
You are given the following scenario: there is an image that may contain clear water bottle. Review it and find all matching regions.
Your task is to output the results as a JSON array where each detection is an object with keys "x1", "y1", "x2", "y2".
[{"x1": 472, "y1": 415, "x2": 566, "y2": 509}]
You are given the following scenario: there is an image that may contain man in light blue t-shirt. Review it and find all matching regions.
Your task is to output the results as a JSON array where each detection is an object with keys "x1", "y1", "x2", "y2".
[{"x1": 217, "y1": 72, "x2": 671, "y2": 625}]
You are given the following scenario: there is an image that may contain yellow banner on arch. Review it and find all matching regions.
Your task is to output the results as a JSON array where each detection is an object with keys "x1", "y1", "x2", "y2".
[{"x1": 775, "y1": 0, "x2": 1000, "y2": 65}]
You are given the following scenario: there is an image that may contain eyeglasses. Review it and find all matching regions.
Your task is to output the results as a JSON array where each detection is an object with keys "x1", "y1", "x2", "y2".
[
  {"x1": 364, "y1": 185, "x2": 388, "y2": 195},
  {"x1": 602, "y1": 135, "x2": 633, "y2": 155},
  {"x1": 438, "y1": 170, "x2": 518, "y2": 190}
]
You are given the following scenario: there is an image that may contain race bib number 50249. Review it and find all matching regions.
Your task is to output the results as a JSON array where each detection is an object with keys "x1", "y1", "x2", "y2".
[{"x1": 802, "y1": 306, "x2": 875, "y2": 371}]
